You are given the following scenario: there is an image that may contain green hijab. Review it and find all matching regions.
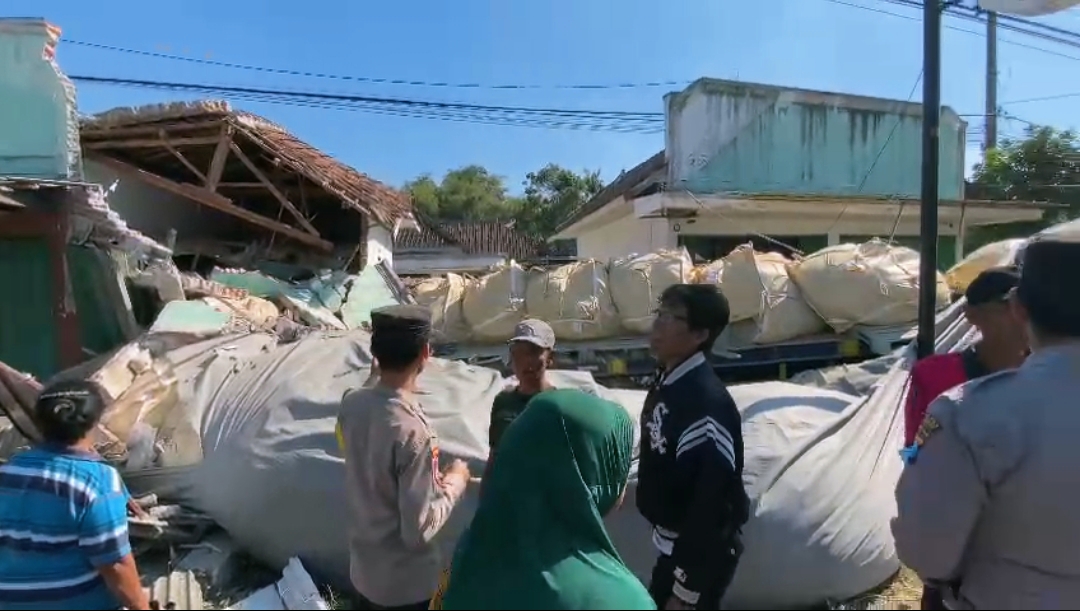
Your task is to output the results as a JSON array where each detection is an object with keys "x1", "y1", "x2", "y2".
[{"x1": 440, "y1": 389, "x2": 655, "y2": 610}]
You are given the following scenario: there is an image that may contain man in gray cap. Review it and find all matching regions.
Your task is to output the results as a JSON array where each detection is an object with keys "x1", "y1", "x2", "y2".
[
  {"x1": 893, "y1": 236, "x2": 1080, "y2": 609},
  {"x1": 338, "y1": 304, "x2": 471, "y2": 610},
  {"x1": 486, "y1": 319, "x2": 557, "y2": 463}
]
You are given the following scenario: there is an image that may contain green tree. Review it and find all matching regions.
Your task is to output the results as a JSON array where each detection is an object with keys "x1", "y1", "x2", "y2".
[
  {"x1": 968, "y1": 125, "x2": 1080, "y2": 247},
  {"x1": 515, "y1": 164, "x2": 604, "y2": 237},
  {"x1": 404, "y1": 165, "x2": 517, "y2": 221},
  {"x1": 402, "y1": 163, "x2": 604, "y2": 237}
]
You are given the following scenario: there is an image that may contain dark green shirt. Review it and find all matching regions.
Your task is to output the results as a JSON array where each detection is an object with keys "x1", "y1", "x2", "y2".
[{"x1": 488, "y1": 389, "x2": 539, "y2": 453}]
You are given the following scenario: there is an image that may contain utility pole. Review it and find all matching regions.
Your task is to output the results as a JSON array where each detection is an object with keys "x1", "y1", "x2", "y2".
[
  {"x1": 985, "y1": 11, "x2": 999, "y2": 151},
  {"x1": 917, "y1": 0, "x2": 943, "y2": 360}
]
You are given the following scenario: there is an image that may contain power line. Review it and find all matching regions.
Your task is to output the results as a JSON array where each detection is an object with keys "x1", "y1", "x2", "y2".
[
  {"x1": 1003, "y1": 91, "x2": 1080, "y2": 104},
  {"x1": 64, "y1": 39, "x2": 691, "y2": 91},
  {"x1": 819, "y1": 0, "x2": 1080, "y2": 61},
  {"x1": 70, "y1": 75, "x2": 666, "y2": 133}
]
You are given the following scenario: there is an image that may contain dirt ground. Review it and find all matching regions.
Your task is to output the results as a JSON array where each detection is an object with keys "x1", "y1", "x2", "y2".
[{"x1": 832, "y1": 567, "x2": 923, "y2": 610}]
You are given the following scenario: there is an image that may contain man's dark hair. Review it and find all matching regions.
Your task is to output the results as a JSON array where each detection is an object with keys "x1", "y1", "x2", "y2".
[
  {"x1": 1017, "y1": 239, "x2": 1080, "y2": 339},
  {"x1": 659, "y1": 283, "x2": 731, "y2": 353},
  {"x1": 33, "y1": 379, "x2": 108, "y2": 446},
  {"x1": 371, "y1": 329, "x2": 429, "y2": 372},
  {"x1": 1018, "y1": 287, "x2": 1080, "y2": 339}
]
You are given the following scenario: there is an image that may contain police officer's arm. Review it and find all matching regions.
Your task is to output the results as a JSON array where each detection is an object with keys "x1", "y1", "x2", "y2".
[
  {"x1": 892, "y1": 394, "x2": 985, "y2": 583},
  {"x1": 668, "y1": 405, "x2": 742, "y2": 606},
  {"x1": 395, "y1": 420, "x2": 467, "y2": 549}
]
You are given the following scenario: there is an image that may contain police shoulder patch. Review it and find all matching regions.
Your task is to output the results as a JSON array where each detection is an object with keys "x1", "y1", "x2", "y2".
[{"x1": 913, "y1": 414, "x2": 942, "y2": 448}]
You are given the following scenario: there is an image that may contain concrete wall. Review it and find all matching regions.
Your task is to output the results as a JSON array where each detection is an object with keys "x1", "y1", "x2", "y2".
[
  {"x1": 366, "y1": 224, "x2": 394, "y2": 267},
  {"x1": 575, "y1": 213, "x2": 675, "y2": 260},
  {"x1": 664, "y1": 79, "x2": 967, "y2": 201},
  {"x1": 0, "y1": 19, "x2": 79, "y2": 179}
]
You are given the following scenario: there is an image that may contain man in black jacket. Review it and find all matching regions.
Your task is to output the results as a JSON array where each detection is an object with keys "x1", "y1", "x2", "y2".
[{"x1": 638, "y1": 284, "x2": 750, "y2": 610}]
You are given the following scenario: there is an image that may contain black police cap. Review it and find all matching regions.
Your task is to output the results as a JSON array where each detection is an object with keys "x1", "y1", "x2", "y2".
[
  {"x1": 370, "y1": 304, "x2": 433, "y2": 335},
  {"x1": 965, "y1": 266, "x2": 1019, "y2": 306}
]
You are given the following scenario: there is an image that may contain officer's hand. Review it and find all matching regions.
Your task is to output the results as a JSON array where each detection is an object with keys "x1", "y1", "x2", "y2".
[{"x1": 445, "y1": 459, "x2": 471, "y2": 481}]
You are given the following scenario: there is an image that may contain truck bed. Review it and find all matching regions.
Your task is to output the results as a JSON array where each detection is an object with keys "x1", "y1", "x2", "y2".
[{"x1": 435, "y1": 319, "x2": 913, "y2": 384}]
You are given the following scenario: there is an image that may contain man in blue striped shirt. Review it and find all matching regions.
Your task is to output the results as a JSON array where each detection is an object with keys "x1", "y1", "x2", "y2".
[{"x1": 0, "y1": 379, "x2": 149, "y2": 610}]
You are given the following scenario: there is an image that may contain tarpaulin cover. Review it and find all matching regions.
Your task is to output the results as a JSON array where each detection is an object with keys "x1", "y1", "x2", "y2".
[{"x1": 118, "y1": 302, "x2": 957, "y2": 610}]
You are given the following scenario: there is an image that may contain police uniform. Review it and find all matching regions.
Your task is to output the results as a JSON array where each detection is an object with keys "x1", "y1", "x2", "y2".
[
  {"x1": 892, "y1": 238, "x2": 1080, "y2": 610},
  {"x1": 338, "y1": 305, "x2": 466, "y2": 610},
  {"x1": 636, "y1": 351, "x2": 750, "y2": 609}
]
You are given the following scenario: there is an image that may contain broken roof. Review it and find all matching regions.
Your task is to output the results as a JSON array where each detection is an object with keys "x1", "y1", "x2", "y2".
[
  {"x1": 396, "y1": 217, "x2": 546, "y2": 261},
  {"x1": 80, "y1": 101, "x2": 412, "y2": 229},
  {"x1": 552, "y1": 150, "x2": 667, "y2": 235}
]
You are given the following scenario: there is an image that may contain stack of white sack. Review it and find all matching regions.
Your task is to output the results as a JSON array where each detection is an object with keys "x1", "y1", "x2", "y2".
[
  {"x1": 607, "y1": 249, "x2": 694, "y2": 335},
  {"x1": 786, "y1": 239, "x2": 952, "y2": 333},
  {"x1": 523, "y1": 259, "x2": 621, "y2": 341},
  {"x1": 412, "y1": 274, "x2": 473, "y2": 343},
  {"x1": 697, "y1": 244, "x2": 826, "y2": 344},
  {"x1": 460, "y1": 262, "x2": 533, "y2": 343},
  {"x1": 944, "y1": 239, "x2": 1025, "y2": 294}
]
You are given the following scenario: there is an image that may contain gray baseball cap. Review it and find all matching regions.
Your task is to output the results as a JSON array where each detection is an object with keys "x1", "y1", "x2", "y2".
[{"x1": 509, "y1": 319, "x2": 556, "y2": 349}]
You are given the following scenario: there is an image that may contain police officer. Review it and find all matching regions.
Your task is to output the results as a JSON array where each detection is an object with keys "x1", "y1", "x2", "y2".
[
  {"x1": 892, "y1": 236, "x2": 1080, "y2": 609},
  {"x1": 338, "y1": 304, "x2": 471, "y2": 610},
  {"x1": 637, "y1": 284, "x2": 750, "y2": 610}
]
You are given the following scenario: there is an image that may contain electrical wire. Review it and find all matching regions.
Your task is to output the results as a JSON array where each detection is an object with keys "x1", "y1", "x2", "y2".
[
  {"x1": 70, "y1": 75, "x2": 666, "y2": 133},
  {"x1": 64, "y1": 39, "x2": 690, "y2": 91},
  {"x1": 819, "y1": 0, "x2": 1080, "y2": 62}
]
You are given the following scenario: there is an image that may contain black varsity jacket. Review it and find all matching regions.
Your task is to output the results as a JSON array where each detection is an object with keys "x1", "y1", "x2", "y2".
[{"x1": 636, "y1": 351, "x2": 750, "y2": 605}]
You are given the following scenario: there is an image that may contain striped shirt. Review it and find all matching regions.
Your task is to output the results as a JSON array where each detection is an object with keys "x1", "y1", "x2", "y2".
[{"x1": 0, "y1": 445, "x2": 132, "y2": 610}]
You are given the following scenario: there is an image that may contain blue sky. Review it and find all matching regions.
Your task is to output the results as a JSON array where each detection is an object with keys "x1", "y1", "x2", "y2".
[{"x1": 11, "y1": 0, "x2": 1080, "y2": 193}]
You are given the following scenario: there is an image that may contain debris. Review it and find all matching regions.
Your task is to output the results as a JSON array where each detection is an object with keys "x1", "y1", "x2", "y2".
[
  {"x1": 174, "y1": 532, "x2": 245, "y2": 591},
  {"x1": 146, "y1": 569, "x2": 204, "y2": 610},
  {"x1": 227, "y1": 558, "x2": 329, "y2": 610}
]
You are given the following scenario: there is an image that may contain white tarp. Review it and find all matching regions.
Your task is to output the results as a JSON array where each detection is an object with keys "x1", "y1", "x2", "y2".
[
  {"x1": 113, "y1": 312, "x2": 977, "y2": 609},
  {"x1": 978, "y1": 0, "x2": 1080, "y2": 15}
]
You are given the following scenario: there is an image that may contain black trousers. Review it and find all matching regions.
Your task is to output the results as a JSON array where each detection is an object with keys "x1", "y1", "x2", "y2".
[{"x1": 648, "y1": 549, "x2": 740, "y2": 610}]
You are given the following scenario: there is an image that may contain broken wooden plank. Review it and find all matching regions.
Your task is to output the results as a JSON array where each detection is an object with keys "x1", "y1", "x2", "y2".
[
  {"x1": 83, "y1": 136, "x2": 220, "y2": 149},
  {"x1": 229, "y1": 142, "x2": 321, "y2": 237},
  {"x1": 205, "y1": 126, "x2": 233, "y2": 191},
  {"x1": 89, "y1": 154, "x2": 333, "y2": 252},
  {"x1": 160, "y1": 130, "x2": 208, "y2": 183}
]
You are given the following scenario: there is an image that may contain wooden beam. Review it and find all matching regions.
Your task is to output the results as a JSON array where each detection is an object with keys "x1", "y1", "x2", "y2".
[
  {"x1": 205, "y1": 126, "x2": 233, "y2": 191},
  {"x1": 83, "y1": 136, "x2": 221, "y2": 149},
  {"x1": 216, "y1": 182, "x2": 266, "y2": 188},
  {"x1": 80, "y1": 119, "x2": 223, "y2": 141},
  {"x1": 159, "y1": 130, "x2": 208, "y2": 183},
  {"x1": 90, "y1": 154, "x2": 333, "y2": 252},
  {"x1": 229, "y1": 142, "x2": 321, "y2": 238}
]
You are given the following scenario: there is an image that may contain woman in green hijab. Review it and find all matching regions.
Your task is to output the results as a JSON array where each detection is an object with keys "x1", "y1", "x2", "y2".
[{"x1": 435, "y1": 388, "x2": 655, "y2": 610}]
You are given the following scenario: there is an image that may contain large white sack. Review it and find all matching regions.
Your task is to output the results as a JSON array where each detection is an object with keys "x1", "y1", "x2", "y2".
[
  {"x1": 609, "y1": 250, "x2": 693, "y2": 334},
  {"x1": 699, "y1": 244, "x2": 766, "y2": 323},
  {"x1": 413, "y1": 274, "x2": 472, "y2": 343},
  {"x1": 945, "y1": 239, "x2": 1024, "y2": 294},
  {"x1": 119, "y1": 330, "x2": 905, "y2": 609},
  {"x1": 523, "y1": 260, "x2": 621, "y2": 341},
  {"x1": 701, "y1": 246, "x2": 825, "y2": 343},
  {"x1": 461, "y1": 262, "x2": 531, "y2": 342},
  {"x1": 787, "y1": 240, "x2": 951, "y2": 332}
]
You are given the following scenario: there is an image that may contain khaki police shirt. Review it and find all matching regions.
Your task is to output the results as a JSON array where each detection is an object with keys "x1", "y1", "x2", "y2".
[
  {"x1": 338, "y1": 383, "x2": 466, "y2": 607},
  {"x1": 893, "y1": 343, "x2": 1080, "y2": 609}
]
